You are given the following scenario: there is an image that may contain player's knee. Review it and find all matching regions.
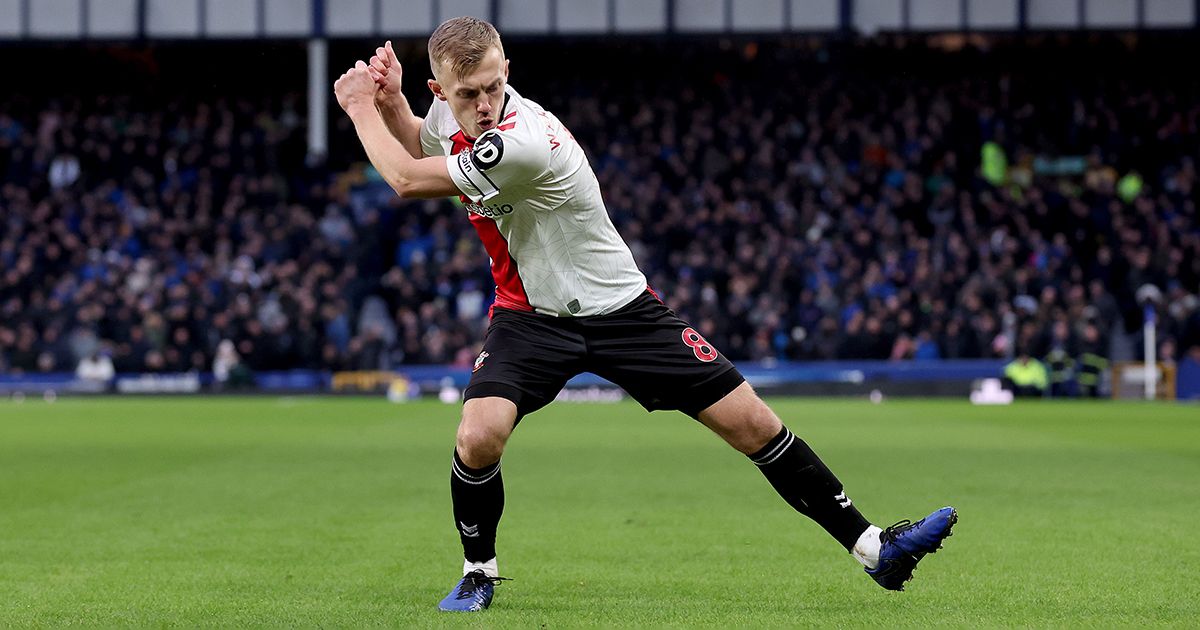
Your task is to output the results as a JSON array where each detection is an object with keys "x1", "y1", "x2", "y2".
[
  {"x1": 455, "y1": 417, "x2": 512, "y2": 467},
  {"x1": 751, "y1": 402, "x2": 783, "y2": 442},
  {"x1": 698, "y1": 383, "x2": 782, "y2": 454},
  {"x1": 731, "y1": 396, "x2": 783, "y2": 454},
  {"x1": 456, "y1": 397, "x2": 518, "y2": 465},
  {"x1": 456, "y1": 427, "x2": 501, "y2": 465}
]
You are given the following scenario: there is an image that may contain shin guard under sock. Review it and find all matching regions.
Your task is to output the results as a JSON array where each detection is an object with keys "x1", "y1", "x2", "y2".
[
  {"x1": 749, "y1": 426, "x2": 871, "y2": 550},
  {"x1": 450, "y1": 449, "x2": 504, "y2": 563}
]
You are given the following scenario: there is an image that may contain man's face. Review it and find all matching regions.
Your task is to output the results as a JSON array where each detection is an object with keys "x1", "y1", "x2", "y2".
[{"x1": 429, "y1": 46, "x2": 509, "y2": 138}]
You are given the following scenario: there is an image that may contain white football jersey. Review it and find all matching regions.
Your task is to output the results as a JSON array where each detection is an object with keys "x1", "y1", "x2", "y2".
[{"x1": 420, "y1": 85, "x2": 647, "y2": 317}]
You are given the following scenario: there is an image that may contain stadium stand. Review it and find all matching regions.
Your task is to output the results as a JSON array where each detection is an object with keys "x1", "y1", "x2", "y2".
[{"x1": 1, "y1": 36, "x2": 1198, "y2": 390}]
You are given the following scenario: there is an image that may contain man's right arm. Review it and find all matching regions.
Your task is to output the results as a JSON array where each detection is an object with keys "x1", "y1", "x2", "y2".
[{"x1": 336, "y1": 62, "x2": 461, "y2": 200}]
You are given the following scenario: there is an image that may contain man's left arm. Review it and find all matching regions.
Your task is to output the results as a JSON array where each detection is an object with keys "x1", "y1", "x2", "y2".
[{"x1": 336, "y1": 61, "x2": 459, "y2": 200}]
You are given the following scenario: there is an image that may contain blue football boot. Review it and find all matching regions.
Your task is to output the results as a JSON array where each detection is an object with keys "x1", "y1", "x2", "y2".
[
  {"x1": 437, "y1": 569, "x2": 510, "y2": 612},
  {"x1": 866, "y1": 506, "x2": 957, "y2": 591}
]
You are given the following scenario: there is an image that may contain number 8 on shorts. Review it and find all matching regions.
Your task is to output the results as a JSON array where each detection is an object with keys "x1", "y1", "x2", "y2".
[{"x1": 682, "y1": 327, "x2": 718, "y2": 362}]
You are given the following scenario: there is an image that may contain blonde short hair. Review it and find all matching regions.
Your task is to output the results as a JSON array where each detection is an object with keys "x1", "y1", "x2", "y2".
[{"x1": 428, "y1": 16, "x2": 504, "y2": 80}]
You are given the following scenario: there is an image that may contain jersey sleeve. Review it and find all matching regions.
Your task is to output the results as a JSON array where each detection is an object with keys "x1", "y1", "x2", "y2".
[
  {"x1": 419, "y1": 104, "x2": 444, "y2": 158},
  {"x1": 446, "y1": 127, "x2": 549, "y2": 203}
]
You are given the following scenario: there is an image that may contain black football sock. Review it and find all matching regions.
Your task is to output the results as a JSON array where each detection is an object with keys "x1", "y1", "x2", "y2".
[
  {"x1": 749, "y1": 426, "x2": 871, "y2": 550},
  {"x1": 450, "y1": 449, "x2": 505, "y2": 563}
]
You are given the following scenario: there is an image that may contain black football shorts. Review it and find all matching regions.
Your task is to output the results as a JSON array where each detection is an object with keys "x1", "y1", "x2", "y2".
[{"x1": 463, "y1": 290, "x2": 745, "y2": 420}]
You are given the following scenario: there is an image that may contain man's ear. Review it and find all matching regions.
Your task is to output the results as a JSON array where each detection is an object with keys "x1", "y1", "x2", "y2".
[
  {"x1": 428, "y1": 79, "x2": 446, "y2": 101},
  {"x1": 503, "y1": 59, "x2": 510, "y2": 79}
]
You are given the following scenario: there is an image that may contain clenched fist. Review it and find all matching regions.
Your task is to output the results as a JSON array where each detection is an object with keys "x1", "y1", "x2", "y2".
[{"x1": 334, "y1": 60, "x2": 377, "y2": 116}]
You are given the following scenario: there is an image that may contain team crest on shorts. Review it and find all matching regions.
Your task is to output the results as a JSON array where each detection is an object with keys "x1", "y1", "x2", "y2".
[{"x1": 473, "y1": 351, "x2": 490, "y2": 373}]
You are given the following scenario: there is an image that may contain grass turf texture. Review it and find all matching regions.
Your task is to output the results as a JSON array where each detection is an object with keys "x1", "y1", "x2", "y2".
[{"x1": 1, "y1": 397, "x2": 1197, "y2": 627}]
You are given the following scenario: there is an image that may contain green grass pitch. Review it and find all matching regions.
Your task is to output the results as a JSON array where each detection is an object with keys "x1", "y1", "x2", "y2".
[{"x1": 1, "y1": 396, "x2": 1198, "y2": 627}]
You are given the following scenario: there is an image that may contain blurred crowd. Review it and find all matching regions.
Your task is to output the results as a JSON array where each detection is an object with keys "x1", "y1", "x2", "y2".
[{"x1": 1, "y1": 37, "x2": 1199, "y2": 381}]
